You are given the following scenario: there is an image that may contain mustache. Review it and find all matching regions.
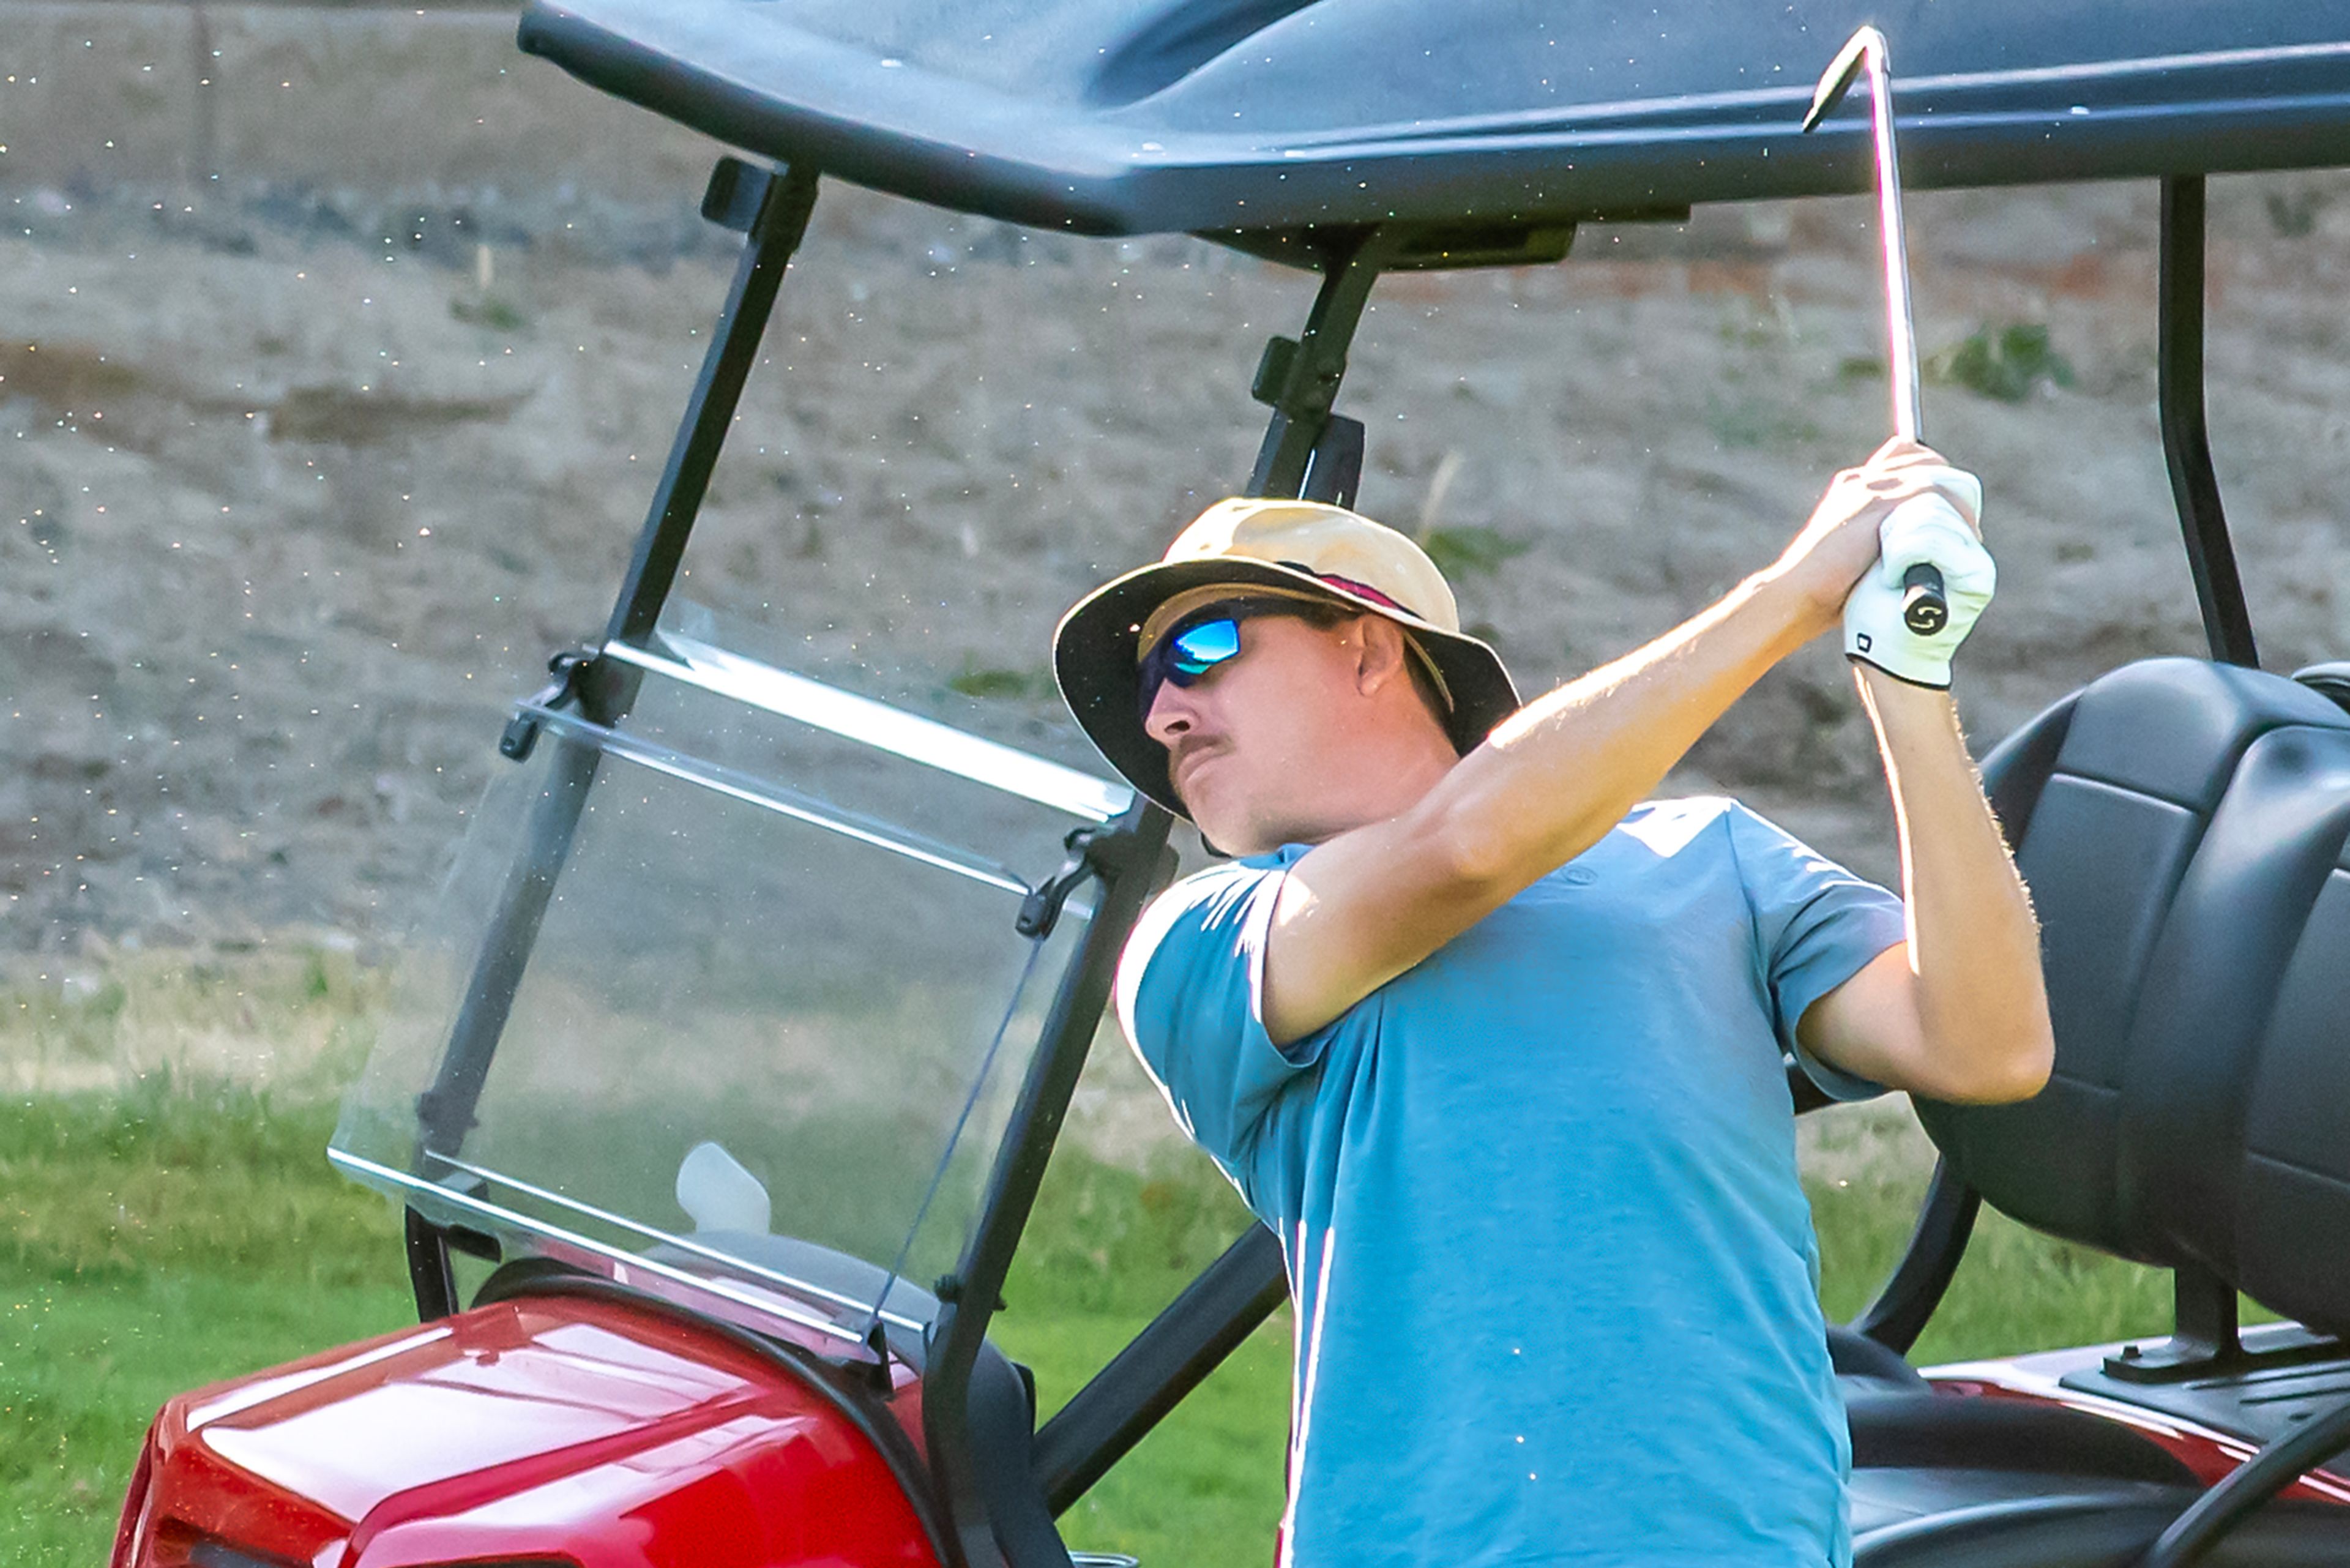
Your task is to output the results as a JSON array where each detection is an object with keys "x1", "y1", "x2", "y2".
[{"x1": 1165, "y1": 733, "x2": 1223, "y2": 790}]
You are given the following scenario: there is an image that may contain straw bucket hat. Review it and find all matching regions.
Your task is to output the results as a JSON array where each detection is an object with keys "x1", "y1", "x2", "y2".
[{"x1": 1053, "y1": 496, "x2": 1520, "y2": 816}]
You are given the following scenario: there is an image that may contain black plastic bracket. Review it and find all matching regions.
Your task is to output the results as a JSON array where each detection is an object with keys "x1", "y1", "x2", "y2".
[
  {"x1": 1250, "y1": 334, "x2": 1301, "y2": 405},
  {"x1": 1246, "y1": 227, "x2": 1403, "y2": 500},
  {"x1": 701, "y1": 156, "x2": 774, "y2": 233},
  {"x1": 2104, "y1": 1263, "x2": 2245, "y2": 1382},
  {"x1": 498, "y1": 647, "x2": 602, "y2": 762},
  {"x1": 860, "y1": 1319, "x2": 895, "y2": 1396},
  {"x1": 1016, "y1": 824, "x2": 1114, "y2": 938},
  {"x1": 931, "y1": 1272, "x2": 1009, "y2": 1312},
  {"x1": 1303, "y1": 413, "x2": 1365, "y2": 509},
  {"x1": 405, "y1": 1206, "x2": 458, "y2": 1321}
]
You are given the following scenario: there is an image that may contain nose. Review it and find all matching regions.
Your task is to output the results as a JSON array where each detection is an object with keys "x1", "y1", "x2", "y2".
[{"x1": 1143, "y1": 678, "x2": 1198, "y2": 747}]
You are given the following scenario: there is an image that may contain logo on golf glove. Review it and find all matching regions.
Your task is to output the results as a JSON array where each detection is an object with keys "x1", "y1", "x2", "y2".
[{"x1": 1843, "y1": 467, "x2": 1995, "y2": 689}]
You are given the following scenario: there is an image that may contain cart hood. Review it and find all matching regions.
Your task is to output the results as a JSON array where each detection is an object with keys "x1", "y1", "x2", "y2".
[{"x1": 121, "y1": 1294, "x2": 939, "y2": 1567}]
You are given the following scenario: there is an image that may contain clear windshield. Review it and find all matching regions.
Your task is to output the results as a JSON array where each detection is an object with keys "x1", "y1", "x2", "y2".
[{"x1": 332, "y1": 600, "x2": 1130, "y2": 1346}]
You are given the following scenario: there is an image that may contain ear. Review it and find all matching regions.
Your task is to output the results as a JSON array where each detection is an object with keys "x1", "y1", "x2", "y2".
[{"x1": 1351, "y1": 614, "x2": 1412, "y2": 696}]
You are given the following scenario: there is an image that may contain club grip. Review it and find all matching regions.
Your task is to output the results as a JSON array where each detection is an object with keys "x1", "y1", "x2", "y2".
[{"x1": 1901, "y1": 562, "x2": 1948, "y2": 635}]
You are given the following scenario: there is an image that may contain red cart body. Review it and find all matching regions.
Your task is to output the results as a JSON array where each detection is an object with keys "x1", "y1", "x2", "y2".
[{"x1": 114, "y1": 1295, "x2": 941, "y2": 1568}]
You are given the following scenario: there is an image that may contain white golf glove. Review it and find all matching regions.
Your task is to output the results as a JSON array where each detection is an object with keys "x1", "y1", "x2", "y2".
[{"x1": 1843, "y1": 466, "x2": 1994, "y2": 689}]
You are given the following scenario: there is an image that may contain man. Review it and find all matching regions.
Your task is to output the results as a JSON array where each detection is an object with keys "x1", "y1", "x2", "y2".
[{"x1": 1050, "y1": 442, "x2": 2052, "y2": 1567}]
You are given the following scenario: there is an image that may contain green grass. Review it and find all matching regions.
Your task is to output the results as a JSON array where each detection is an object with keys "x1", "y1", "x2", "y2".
[
  {"x1": 1926, "y1": 323, "x2": 2076, "y2": 403},
  {"x1": 2, "y1": 1079, "x2": 2198, "y2": 1566},
  {"x1": 947, "y1": 659, "x2": 1058, "y2": 701},
  {"x1": 1418, "y1": 524, "x2": 1531, "y2": 580},
  {"x1": 0, "y1": 1083, "x2": 412, "y2": 1562}
]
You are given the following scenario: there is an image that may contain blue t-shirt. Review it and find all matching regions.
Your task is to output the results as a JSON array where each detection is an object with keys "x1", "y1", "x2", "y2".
[{"x1": 1114, "y1": 798, "x2": 1906, "y2": 1568}]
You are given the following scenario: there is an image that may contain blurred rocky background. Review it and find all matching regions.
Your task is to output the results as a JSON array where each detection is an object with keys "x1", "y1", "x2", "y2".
[{"x1": 6, "y1": 2, "x2": 2350, "y2": 1061}]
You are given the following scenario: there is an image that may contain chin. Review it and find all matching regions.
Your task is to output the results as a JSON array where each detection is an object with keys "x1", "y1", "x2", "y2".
[
  {"x1": 1207, "y1": 830, "x2": 1277, "y2": 860},
  {"x1": 1184, "y1": 796, "x2": 1270, "y2": 860},
  {"x1": 1189, "y1": 812, "x2": 1258, "y2": 859},
  {"x1": 1205, "y1": 805, "x2": 1309, "y2": 861}
]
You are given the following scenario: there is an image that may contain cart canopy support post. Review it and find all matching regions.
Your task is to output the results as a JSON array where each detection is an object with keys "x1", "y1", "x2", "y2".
[
  {"x1": 921, "y1": 801, "x2": 1176, "y2": 1567},
  {"x1": 968, "y1": 247, "x2": 1421, "y2": 1526},
  {"x1": 2160, "y1": 174, "x2": 2259, "y2": 669},
  {"x1": 1032, "y1": 1221, "x2": 1290, "y2": 1514},
  {"x1": 403, "y1": 158, "x2": 818, "y2": 1320},
  {"x1": 608, "y1": 160, "x2": 820, "y2": 645},
  {"x1": 925, "y1": 241, "x2": 1416, "y2": 1547}
]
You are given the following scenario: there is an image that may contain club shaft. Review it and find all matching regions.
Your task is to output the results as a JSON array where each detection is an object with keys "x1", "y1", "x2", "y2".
[{"x1": 1857, "y1": 40, "x2": 1923, "y2": 443}]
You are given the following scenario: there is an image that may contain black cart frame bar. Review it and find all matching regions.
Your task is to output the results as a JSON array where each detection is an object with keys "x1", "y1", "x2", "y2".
[{"x1": 2160, "y1": 174, "x2": 2258, "y2": 668}]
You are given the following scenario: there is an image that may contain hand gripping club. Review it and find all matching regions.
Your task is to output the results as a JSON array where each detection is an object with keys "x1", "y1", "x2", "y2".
[{"x1": 1802, "y1": 26, "x2": 1953, "y2": 637}]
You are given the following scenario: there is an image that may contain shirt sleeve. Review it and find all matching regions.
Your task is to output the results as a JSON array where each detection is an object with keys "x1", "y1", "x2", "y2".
[
  {"x1": 1726, "y1": 805, "x2": 1908, "y2": 1102},
  {"x1": 1113, "y1": 856, "x2": 1330, "y2": 1203}
]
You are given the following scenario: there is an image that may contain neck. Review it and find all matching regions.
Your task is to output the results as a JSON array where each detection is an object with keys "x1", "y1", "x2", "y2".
[{"x1": 1258, "y1": 728, "x2": 1460, "y2": 850}]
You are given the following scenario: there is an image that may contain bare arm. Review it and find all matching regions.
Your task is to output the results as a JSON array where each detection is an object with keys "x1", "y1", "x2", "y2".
[
  {"x1": 1259, "y1": 444, "x2": 1962, "y2": 1045},
  {"x1": 1797, "y1": 670, "x2": 2054, "y2": 1103}
]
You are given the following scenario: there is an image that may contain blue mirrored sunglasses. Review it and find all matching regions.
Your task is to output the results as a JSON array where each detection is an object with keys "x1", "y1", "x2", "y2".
[{"x1": 1136, "y1": 599, "x2": 1330, "y2": 722}]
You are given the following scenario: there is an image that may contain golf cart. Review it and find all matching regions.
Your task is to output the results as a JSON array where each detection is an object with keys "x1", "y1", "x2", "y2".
[{"x1": 110, "y1": 3, "x2": 2350, "y2": 1565}]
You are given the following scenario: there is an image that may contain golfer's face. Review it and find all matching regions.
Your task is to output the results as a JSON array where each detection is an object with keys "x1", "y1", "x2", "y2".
[{"x1": 1143, "y1": 613, "x2": 1359, "y2": 854}]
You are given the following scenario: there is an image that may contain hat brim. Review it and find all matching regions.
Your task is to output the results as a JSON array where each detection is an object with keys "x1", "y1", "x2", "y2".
[{"x1": 1053, "y1": 556, "x2": 1521, "y2": 819}]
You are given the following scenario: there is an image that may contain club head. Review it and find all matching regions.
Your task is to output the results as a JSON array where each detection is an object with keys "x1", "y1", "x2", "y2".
[{"x1": 1801, "y1": 25, "x2": 1886, "y2": 133}]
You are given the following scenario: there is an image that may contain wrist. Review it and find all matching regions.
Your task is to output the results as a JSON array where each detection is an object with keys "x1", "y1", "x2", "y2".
[
  {"x1": 1856, "y1": 661, "x2": 1961, "y2": 739},
  {"x1": 1745, "y1": 562, "x2": 1842, "y2": 651}
]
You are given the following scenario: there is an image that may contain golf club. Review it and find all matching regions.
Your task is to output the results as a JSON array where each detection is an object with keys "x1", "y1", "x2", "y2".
[{"x1": 1804, "y1": 25, "x2": 1952, "y2": 637}]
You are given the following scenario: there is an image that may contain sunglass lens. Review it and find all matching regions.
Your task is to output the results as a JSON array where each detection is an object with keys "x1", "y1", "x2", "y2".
[
  {"x1": 1138, "y1": 614, "x2": 1247, "y2": 723},
  {"x1": 1169, "y1": 618, "x2": 1241, "y2": 677}
]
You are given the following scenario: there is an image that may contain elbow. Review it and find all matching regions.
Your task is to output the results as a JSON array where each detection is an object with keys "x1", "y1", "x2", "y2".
[
  {"x1": 1936, "y1": 1023, "x2": 2055, "y2": 1105},
  {"x1": 1417, "y1": 786, "x2": 1598, "y2": 905},
  {"x1": 1968, "y1": 1050, "x2": 2053, "y2": 1106},
  {"x1": 1429, "y1": 808, "x2": 1515, "y2": 895},
  {"x1": 1420, "y1": 798, "x2": 1548, "y2": 912}
]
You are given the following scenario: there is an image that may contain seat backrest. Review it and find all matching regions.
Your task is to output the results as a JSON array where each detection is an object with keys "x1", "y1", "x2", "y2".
[{"x1": 1917, "y1": 657, "x2": 2350, "y2": 1338}]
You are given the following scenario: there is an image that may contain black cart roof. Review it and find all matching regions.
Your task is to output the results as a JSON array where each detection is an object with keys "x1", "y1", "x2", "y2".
[{"x1": 520, "y1": 1, "x2": 2350, "y2": 243}]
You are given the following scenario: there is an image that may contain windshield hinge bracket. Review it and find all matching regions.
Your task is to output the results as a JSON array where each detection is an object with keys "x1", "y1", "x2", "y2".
[
  {"x1": 932, "y1": 1272, "x2": 1009, "y2": 1312},
  {"x1": 1016, "y1": 824, "x2": 1105, "y2": 939},
  {"x1": 857, "y1": 1318, "x2": 895, "y2": 1395},
  {"x1": 1018, "y1": 800, "x2": 1178, "y2": 938},
  {"x1": 499, "y1": 647, "x2": 602, "y2": 763}
]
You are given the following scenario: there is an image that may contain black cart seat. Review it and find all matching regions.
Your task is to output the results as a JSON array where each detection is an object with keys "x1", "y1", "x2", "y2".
[
  {"x1": 1924, "y1": 657, "x2": 2350, "y2": 1335},
  {"x1": 1833, "y1": 657, "x2": 2350, "y2": 1561},
  {"x1": 519, "y1": 1, "x2": 2350, "y2": 242}
]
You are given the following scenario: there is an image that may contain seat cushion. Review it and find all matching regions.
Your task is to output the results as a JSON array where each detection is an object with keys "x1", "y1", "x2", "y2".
[
  {"x1": 2236, "y1": 792, "x2": 2350, "y2": 1339},
  {"x1": 2111, "y1": 723, "x2": 2350, "y2": 1290},
  {"x1": 1843, "y1": 1388, "x2": 2198, "y2": 1487},
  {"x1": 1854, "y1": 1489, "x2": 2350, "y2": 1567},
  {"x1": 1849, "y1": 1469, "x2": 2185, "y2": 1545},
  {"x1": 1830, "y1": 1324, "x2": 1927, "y2": 1391}
]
